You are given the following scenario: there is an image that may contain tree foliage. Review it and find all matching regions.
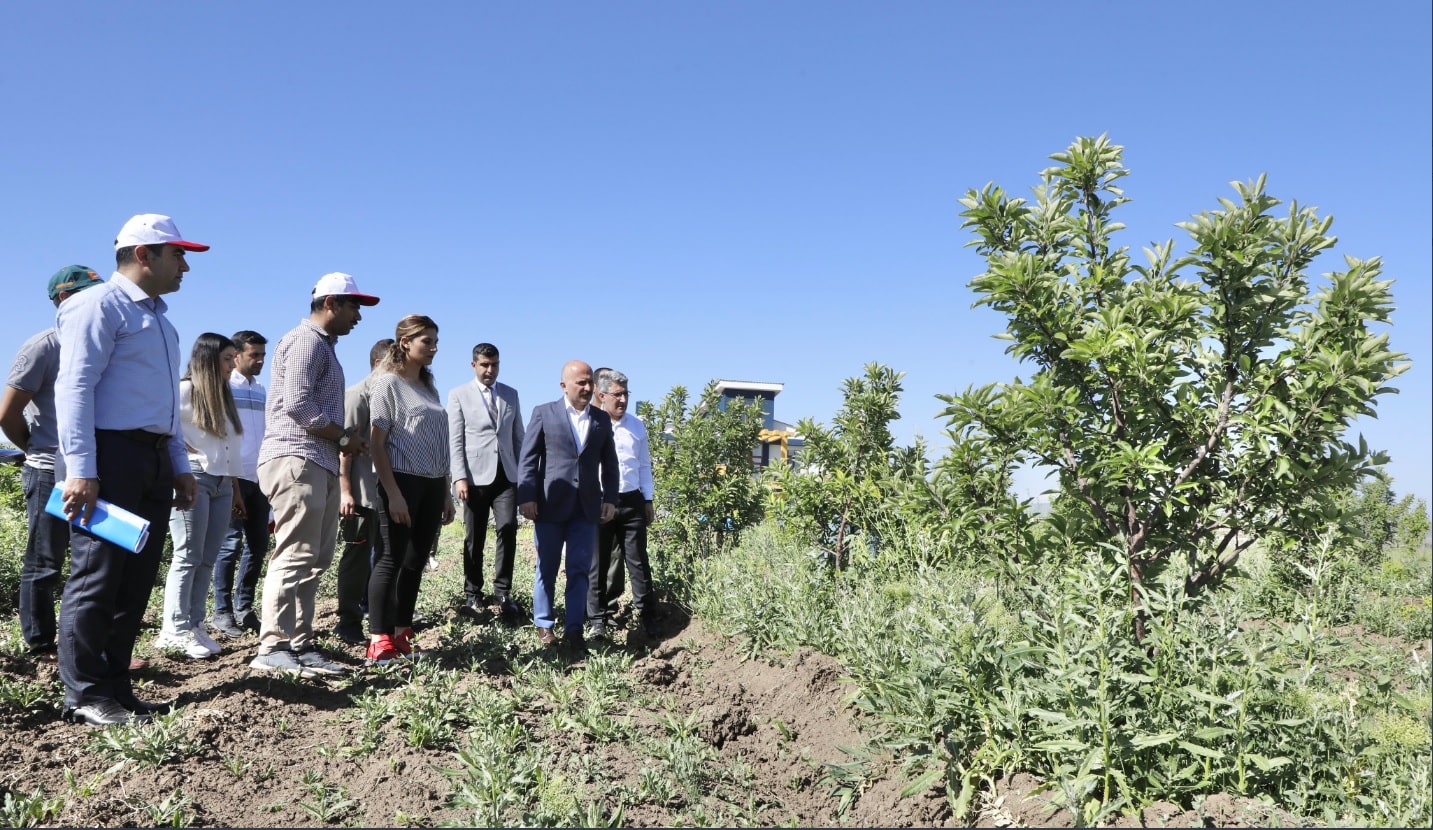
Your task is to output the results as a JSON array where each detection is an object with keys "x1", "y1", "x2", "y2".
[
  {"x1": 942, "y1": 135, "x2": 1410, "y2": 638},
  {"x1": 640, "y1": 382, "x2": 767, "y2": 570},
  {"x1": 768, "y1": 363, "x2": 908, "y2": 566}
]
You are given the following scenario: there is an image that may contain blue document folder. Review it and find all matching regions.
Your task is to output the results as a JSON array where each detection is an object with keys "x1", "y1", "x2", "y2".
[{"x1": 44, "y1": 486, "x2": 152, "y2": 554}]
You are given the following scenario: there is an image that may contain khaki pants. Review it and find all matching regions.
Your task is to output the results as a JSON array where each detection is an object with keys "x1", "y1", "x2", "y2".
[{"x1": 257, "y1": 457, "x2": 340, "y2": 654}]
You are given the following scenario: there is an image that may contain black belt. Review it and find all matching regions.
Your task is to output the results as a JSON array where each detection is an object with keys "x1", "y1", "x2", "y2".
[
  {"x1": 618, "y1": 489, "x2": 646, "y2": 503},
  {"x1": 102, "y1": 428, "x2": 171, "y2": 448}
]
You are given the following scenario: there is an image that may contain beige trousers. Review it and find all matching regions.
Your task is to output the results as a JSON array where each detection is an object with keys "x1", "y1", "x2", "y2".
[{"x1": 257, "y1": 456, "x2": 340, "y2": 654}]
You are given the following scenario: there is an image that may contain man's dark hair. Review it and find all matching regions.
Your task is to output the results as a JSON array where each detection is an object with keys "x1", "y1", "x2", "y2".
[
  {"x1": 115, "y1": 243, "x2": 166, "y2": 268},
  {"x1": 370, "y1": 338, "x2": 395, "y2": 368},
  {"x1": 231, "y1": 330, "x2": 267, "y2": 350},
  {"x1": 472, "y1": 343, "x2": 500, "y2": 361}
]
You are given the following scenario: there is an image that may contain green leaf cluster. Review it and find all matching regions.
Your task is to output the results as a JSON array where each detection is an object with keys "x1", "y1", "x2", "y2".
[
  {"x1": 640, "y1": 382, "x2": 767, "y2": 586},
  {"x1": 944, "y1": 134, "x2": 1411, "y2": 636}
]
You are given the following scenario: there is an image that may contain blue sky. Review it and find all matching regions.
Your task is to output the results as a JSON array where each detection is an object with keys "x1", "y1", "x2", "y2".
[{"x1": 3, "y1": 2, "x2": 1429, "y2": 506}]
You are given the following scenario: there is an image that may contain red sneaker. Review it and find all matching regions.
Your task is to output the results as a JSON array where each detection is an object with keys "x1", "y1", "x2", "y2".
[
  {"x1": 395, "y1": 627, "x2": 422, "y2": 659},
  {"x1": 365, "y1": 635, "x2": 402, "y2": 666}
]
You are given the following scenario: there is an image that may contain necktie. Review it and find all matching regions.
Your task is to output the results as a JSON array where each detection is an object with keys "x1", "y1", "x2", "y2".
[{"x1": 483, "y1": 386, "x2": 498, "y2": 423}]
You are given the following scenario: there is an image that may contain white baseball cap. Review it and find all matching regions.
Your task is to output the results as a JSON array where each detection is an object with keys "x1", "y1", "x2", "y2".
[
  {"x1": 114, "y1": 213, "x2": 209, "y2": 252},
  {"x1": 312, "y1": 272, "x2": 380, "y2": 306}
]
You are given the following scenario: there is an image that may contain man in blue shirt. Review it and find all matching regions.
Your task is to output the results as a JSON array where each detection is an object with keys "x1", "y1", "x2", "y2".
[{"x1": 54, "y1": 213, "x2": 209, "y2": 727}]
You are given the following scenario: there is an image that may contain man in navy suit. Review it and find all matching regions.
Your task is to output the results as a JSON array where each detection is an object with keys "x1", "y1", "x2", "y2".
[{"x1": 516, "y1": 360, "x2": 618, "y2": 655}]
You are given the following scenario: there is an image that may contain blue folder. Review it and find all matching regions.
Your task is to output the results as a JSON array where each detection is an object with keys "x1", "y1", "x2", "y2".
[{"x1": 44, "y1": 486, "x2": 152, "y2": 554}]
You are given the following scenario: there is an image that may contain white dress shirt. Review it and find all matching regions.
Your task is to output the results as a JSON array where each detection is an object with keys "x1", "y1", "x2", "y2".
[
  {"x1": 611, "y1": 412, "x2": 654, "y2": 499},
  {"x1": 565, "y1": 401, "x2": 591, "y2": 452}
]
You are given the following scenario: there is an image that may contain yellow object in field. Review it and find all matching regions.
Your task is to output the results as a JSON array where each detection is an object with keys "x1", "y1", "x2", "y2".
[{"x1": 758, "y1": 428, "x2": 793, "y2": 462}]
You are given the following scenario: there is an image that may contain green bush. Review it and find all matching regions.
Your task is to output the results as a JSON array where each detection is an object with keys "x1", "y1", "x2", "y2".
[
  {"x1": 0, "y1": 464, "x2": 25, "y2": 616},
  {"x1": 688, "y1": 518, "x2": 1432, "y2": 826}
]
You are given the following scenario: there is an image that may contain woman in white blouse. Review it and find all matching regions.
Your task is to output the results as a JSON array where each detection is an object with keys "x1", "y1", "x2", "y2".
[
  {"x1": 155, "y1": 333, "x2": 246, "y2": 659},
  {"x1": 366, "y1": 314, "x2": 454, "y2": 665}
]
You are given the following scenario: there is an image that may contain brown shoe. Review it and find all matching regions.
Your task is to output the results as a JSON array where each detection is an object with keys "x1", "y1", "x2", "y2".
[
  {"x1": 535, "y1": 627, "x2": 556, "y2": 646},
  {"x1": 129, "y1": 657, "x2": 148, "y2": 671}
]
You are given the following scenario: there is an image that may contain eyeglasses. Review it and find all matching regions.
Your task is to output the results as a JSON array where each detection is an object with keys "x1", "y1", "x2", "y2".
[{"x1": 603, "y1": 390, "x2": 630, "y2": 399}]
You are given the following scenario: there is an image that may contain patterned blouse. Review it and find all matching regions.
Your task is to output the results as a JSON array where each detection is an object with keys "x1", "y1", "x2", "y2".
[{"x1": 369, "y1": 372, "x2": 450, "y2": 479}]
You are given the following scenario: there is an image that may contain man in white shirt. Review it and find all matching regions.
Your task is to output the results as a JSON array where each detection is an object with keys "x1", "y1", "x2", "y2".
[
  {"x1": 585, "y1": 370, "x2": 662, "y2": 639},
  {"x1": 210, "y1": 330, "x2": 269, "y2": 637}
]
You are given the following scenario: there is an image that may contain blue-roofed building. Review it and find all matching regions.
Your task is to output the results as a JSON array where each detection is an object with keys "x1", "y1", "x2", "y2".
[{"x1": 714, "y1": 379, "x2": 804, "y2": 469}]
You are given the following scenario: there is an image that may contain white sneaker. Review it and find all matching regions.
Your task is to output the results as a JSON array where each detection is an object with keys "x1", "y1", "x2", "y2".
[
  {"x1": 154, "y1": 628, "x2": 212, "y2": 660},
  {"x1": 191, "y1": 626, "x2": 222, "y2": 656}
]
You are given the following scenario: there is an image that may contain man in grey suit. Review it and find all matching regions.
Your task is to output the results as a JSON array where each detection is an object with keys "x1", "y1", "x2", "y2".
[
  {"x1": 448, "y1": 342, "x2": 525, "y2": 620},
  {"x1": 517, "y1": 360, "x2": 618, "y2": 656}
]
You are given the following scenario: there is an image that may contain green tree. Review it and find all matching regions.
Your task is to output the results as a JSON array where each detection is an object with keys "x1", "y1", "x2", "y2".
[
  {"x1": 1336, "y1": 473, "x2": 1431, "y2": 562},
  {"x1": 943, "y1": 135, "x2": 1410, "y2": 639},
  {"x1": 768, "y1": 363, "x2": 905, "y2": 568},
  {"x1": 640, "y1": 382, "x2": 767, "y2": 577}
]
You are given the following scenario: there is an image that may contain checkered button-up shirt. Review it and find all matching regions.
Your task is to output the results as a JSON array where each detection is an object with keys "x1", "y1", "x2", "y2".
[{"x1": 259, "y1": 319, "x2": 347, "y2": 476}]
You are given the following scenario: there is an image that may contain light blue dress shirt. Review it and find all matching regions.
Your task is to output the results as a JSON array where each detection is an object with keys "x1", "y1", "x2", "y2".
[{"x1": 55, "y1": 273, "x2": 187, "y2": 479}]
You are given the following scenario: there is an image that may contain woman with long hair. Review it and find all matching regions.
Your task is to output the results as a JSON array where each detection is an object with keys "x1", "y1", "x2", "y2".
[
  {"x1": 366, "y1": 314, "x2": 454, "y2": 664},
  {"x1": 154, "y1": 333, "x2": 245, "y2": 659}
]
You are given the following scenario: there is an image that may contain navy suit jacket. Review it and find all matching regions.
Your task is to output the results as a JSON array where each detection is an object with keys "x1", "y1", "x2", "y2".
[{"x1": 515, "y1": 400, "x2": 619, "y2": 524}]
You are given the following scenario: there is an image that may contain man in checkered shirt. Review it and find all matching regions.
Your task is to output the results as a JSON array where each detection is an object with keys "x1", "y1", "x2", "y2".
[{"x1": 250, "y1": 273, "x2": 380, "y2": 678}]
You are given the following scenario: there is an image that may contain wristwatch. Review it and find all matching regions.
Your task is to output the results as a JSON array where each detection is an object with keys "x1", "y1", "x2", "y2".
[{"x1": 338, "y1": 432, "x2": 352, "y2": 449}]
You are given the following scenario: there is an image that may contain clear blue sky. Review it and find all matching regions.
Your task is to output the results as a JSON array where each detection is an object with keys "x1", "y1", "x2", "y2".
[{"x1": 4, "y1": 2, "x2": 1429, "y2": 506}]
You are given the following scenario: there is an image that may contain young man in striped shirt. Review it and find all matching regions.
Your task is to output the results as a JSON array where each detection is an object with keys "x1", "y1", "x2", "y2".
[{"x1": 210, "y1": 330, "x2": 269, "y2": 637}]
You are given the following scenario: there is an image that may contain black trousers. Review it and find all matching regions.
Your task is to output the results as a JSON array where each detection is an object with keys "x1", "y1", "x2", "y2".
[
  {"x1": 336, "y1": 504, "x2": 385, "y2": 630},
  {"x1": 58, "y1": 429, "x2": 174, "y2": 707},
  {"x1": 211, "y1": 477, "x2": 270, "y2": 618},
  {"x1": 461, "y1": 465, "x2": 518, "y2": 601},
  {"x1": 368, "y1": 471, "x2": 446, "y2": 634},
  {"x1": 586, "y1": 490, "x2": 654, "y2": 625}
]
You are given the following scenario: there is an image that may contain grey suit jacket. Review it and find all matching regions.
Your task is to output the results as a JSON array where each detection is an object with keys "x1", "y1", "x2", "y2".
[{"x1": 447, "y1": 379, "x2": 524, "y2": 486}]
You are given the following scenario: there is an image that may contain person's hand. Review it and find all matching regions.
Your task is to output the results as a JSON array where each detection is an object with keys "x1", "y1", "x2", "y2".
[
  {"x1": 643, "y1": 502, "x2": 655, "y2": 526},
  {"x1": 387, "y1": 493, "x2": 411, "y2": 526},
  {"x1": 600, "y1": 503, "x2": 616, "y2": 524},
  {"x1": 339, "y1": 491, "x2": 357, "y2": 518},
  {"x1": 442, "y1": 497, "x2": 455, "y2": 525},
  {"x1": 454, "y1": 479, "x2": 470, "y2": 502},
  {"x1": 341, "y1": 432, "x2": 369, "y2": 457},
  {"x1": 173, "y1": 473, "x2": 198, "y2": 510},
  {"x1": 60, "y1": 477, "x2": 100, "y2": 524},
  {"x1": 519, "y1": 501, "x2": 537, "y2": 521},
  {"x1": 232, "y1": 483, "x2": 247, "y2": 519}
]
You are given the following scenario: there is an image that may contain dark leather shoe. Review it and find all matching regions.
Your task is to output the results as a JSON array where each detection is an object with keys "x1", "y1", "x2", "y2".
[
  {"x1": 497, "y1": 597, "x2": 525, "y2": 621},
  {"x1": 115, "y1": 692, "x2": 176, "y2": 717},
  {"x1": 239, "y1": 611, "x2": 260, "y2": 633},
  {"x1": 562, "y1": 631, "x2": 589, "y2": 658},
  {"x1": 457, "y1": 598, "x2": 485, "y2": 619},
  {"x1": 67, "y1": 699, "x2": 143, "y2": 728},
  {"x1": 210, "y1": 613, "x2": 245, "y2": 638},
  {"x1": 585, "y1": 622, "x2": 607, "y2": 641},
  {"x1": 332, "y1": 622, "x2": 366, "y2": 646},
  {"x1": 535, "y1": 627, "x2": 557, "y2": 646},
  {"x1": 639, "y1": 614, "x2": 660, "y2": 637}
]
